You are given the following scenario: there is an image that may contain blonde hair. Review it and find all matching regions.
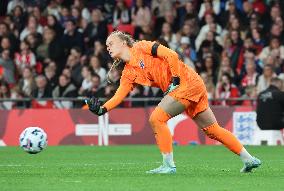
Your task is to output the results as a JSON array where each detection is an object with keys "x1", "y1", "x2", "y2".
[
  {"x1": 106, "y1": 31, "x2": 135, "y2": 83},
  {"x1": 109, "y1": 30, "x2": 135, "y2": 47}
]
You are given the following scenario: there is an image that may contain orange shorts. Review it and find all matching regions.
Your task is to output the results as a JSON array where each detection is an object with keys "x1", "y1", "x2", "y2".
[{"x1": 170, "y1": 91, "x2": 209, "y2": 118}]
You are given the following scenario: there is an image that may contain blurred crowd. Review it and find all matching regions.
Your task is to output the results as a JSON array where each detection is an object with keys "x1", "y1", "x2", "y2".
[{"x1": 0, "y1": 0, "x2": 284, "y2": 109}]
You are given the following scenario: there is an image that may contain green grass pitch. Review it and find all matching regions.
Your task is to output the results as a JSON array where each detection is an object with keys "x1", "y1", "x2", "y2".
[{"x1": 0, "y1": 145, "x2": 284, "y2": 191}]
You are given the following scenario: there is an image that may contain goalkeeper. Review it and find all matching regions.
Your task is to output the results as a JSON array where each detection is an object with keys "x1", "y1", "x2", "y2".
[{"x1": 86, "y1": 31, "x2": 261, "y2": 174}]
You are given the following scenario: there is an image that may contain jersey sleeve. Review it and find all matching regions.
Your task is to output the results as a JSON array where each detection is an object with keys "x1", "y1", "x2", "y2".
[
  {"x1": 103, "y1": 69, "x2": 135, "y2": 111},
  {"x1": 138, "y1": 40, "x2": 181, "y2": 77}
]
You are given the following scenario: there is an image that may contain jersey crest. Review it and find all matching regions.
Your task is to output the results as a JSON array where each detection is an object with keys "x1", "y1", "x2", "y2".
[{"x1": 139, "y1": 60, "x2": 145, "y2": 69}]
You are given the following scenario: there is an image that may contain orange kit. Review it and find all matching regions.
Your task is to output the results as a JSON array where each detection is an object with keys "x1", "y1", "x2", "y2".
[{"x1": 103, "y1": 40, "x2": 208, "y2": 117}]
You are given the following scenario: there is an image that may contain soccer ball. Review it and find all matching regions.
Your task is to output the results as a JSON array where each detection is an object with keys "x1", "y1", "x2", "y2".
[{"x1": 19, "y1": 127, "x2": 48, "y2": 154}]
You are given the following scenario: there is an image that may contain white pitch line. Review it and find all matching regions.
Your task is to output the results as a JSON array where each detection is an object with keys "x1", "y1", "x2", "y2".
[
  {"x1": 61, "y1": 180, "x2": 82, "y2": 183},
  {"x1": 0, "y1": 164, "x2": 33, "y2": 167}
]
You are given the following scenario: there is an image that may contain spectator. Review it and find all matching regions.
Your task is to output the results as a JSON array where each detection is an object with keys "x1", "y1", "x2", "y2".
[
  {"x1": 78, "y1": 65, "x2": 93, "y2": 96},
  {"x1": 81, "y1": 73, "x2": 104, "y2": 98},
  {"x1": 151, "y1": 0, "x2": 172, "y2": 19},
  {"x1": 195, "y1": 13, "x2": 222, "y2": 50},
  {"x1": 243, "y1": 47, "x2": 262, "y2": 73},
  {"x1": 263, "y1": 3, "x2": 282, "y2": 32},
  {"x1": 15, "y1": 40, "x2": 36, "y2": 75},
  {"x1": 20, "y1": 15, "x2": 43, "y2": 41},
  {"x1": 11, "y1": 5, "x2": 26, "y2": 35},
  {"x1": 46, "y1": 0, "x2": 61, "y2": 20},
  {"x1": 32, "y1": 6, "x2": 47, "y2": 26},
  {"x1": 61, "y1": 19, "x2": 84, "y2": 57},
  {"x1": 46, "y1": 14, "x2": 64, "y2": 38},
  {"x1": 179, "y1": 22, "x2": 198, "y2": 50},
  {"x1": 0, "y1": 49, "x2": 15, "y2": 85},
  {"x1": 256, "y1": 64, "x2": 277, "y2": 94},
  {"x1": 18, "y1": 66, "x2": 36, "y2": 97},
  {"x1": 240, "y1": 1, "x2": 254, "y2": 28},
  {"x1": 256, "y1": 77, "x2": 284, "y2": 130},
  {"x1": 0, "y1": 81, "x2": 13, "y2": 109},
  {"x1": 215, "y1": 72, "x2": 239, "y2": 105},
  {"x1": 65, "y1": 48, "x2": 83, "y2": 87},
  {"x1": 240, "y1": 85, "x2": 257, "y2": 106},
  {"x1": 85, "y1": 1, "x2": 116, "y2": 24},
  {"x1": 223, "y1": 16, "x2": 244, "y2": 40},
  {"x1": 103, "y1": 83, "x2": 117, "y2": 101},
  {"x1": 250, "y1": 27, "x2": 265, "y2": 53},
  {"x1": 258, "y1": 37, "x2": 284, "y2": 66},
  {"x1": 131, "y1": 0, "x2": 151, "y2": 28},
  {"x1": 136, "y1": 24, "x2": 155, "y2": 41},
  {"x1": 59, "y1": 6, "x2": 70, "y2": 27},
  {"x1": 72, "y1": 0, "x2": 91, "y2": 23},
  {"x1": 176, "y1": 36, "x2": 196, "y2": 68},
  {"x1": 177, "y1": 1, "x2": 197, "y2": 27},
  {"x1": 269, "y1": 23, "x2": 284, "y2": 45},
  {"x1": 154, "y1": 10, "x2": 179, "y2": 37},
  {"x1": 25, "y1": 33, "x2": 40, "y2": 53},
  {"x1": 248, "y1": 16, "x2": 260, "y2": 32},
  {"x1": 200, "y1": 72, "x2": 215, "y2": 101},
  {"x1": 0, "y1": 22, "x2": 18, "y2": 55},
  {"x1": 44, "y1": 64, "x2": 57, "y2": 91},
  {"x1": 228, "y1": 29, "x2": 244, "y2": 76},
  {"x1": 36, "y1": 26, "x2": 63, "y2": 67},
  {"x1": 159, "y1": 22, "x2": 178, "y2": 50},
  {"x1": 198, "y1": 30, "x2": 223, "y2": 55},
  {"x1": 90, "y1": 55, "x2": 107, "y2": 85},
  {"x1": 113, "y1": 0, "x2": 131, "y2": 27},
  {"x1": 200, "y1": 54, "x2": 218, "y2": 84},
  {"x1": 52, "y1": 74, "x2": 77, "y2": 108},
  {"x1": 70, "y1": 6, "x2": 81, "y2": 25},
  {"x1": 31, "y1": 74, "x2": 51, "y2": 98},
  {"x1": 217, "y1": 55, "x2": 235, "y2": 84},
  {"x1": 198, "y1": 0, "x2": 220, "y2": 21},
  {"x1": 240, "y1": 60, "x2": 259, "y2": 95},
  {"x1": 7, "y1": 0, "x2": 26, "y2": 14},
  {"x1": 0, "y1": 37, "x2": 12, "y2": 56},
  {"x1": 219, "y1": 0, "x2": 241, "y2": 28},
  {"x1": 265, "y1": 54, "x2": 281, "y2": 74},
  {"x1": 83, "y1": 9, "x2": 108, "y2": 47},
  {"x1": 87, "y1": 40, "x2": 111, "y2": 69},
  {"x1": 196, "y1": 40, "x2": 212, "y2": 70}
]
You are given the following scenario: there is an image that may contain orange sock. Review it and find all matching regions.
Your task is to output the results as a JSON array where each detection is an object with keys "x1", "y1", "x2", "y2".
[
  {"x1": 149, "y1": 107, "x2": 172, "y2": 153},
  {"x1": 202, "y1": 122, "x2": 243, "y2": 155}
]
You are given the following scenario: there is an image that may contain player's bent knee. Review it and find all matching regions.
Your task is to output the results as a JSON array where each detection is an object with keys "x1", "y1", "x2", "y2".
[
  {"x1": 149, "y1": 112, "x2": 156, "y2": 126},
  {"x1": 149, "y1": 107, "x2": 171, "y2": 126}
]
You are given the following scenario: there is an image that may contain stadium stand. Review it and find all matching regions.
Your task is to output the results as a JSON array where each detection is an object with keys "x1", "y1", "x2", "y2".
[{"x1": 0, "y1": 0, "x2": 284, "y2": 109}]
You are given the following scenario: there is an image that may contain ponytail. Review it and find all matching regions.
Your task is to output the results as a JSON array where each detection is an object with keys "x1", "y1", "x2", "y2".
[{"x1": 106, "y1": 59, "x2": 125, "y2": 83}]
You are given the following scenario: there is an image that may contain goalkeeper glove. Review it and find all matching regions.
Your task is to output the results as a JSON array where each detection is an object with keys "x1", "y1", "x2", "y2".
[
  {"x1": 163, "y1": 76, "x2": 180, "y2": 96},
  {"x1": 85, "y1": 97, "x2": 107, "y2": 116}
]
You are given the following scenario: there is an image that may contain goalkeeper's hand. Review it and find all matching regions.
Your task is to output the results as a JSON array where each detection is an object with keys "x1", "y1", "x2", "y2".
[
  {"x1": 85, "y1": 97, "x2": 107, "y2": 116},
  {"x1": 163, "y1": 76, "x2": 180, "y2": 96}
]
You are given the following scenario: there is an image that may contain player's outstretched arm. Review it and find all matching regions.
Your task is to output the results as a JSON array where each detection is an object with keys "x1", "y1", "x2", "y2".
[
  {"x1": 85, "y1": 82, "x2": 133, "y2": 115},
  {"x1": 85, "y1": 97, "x2": 107, "y2": 116},
  {"x1": 102, "y1": 83, "x2": 133, "y2": 111}
]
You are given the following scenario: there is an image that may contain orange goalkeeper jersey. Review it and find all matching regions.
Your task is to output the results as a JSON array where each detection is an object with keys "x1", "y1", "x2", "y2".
[{"x1": 103, "y1": 40, "x2": 206, "y2": 111}]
